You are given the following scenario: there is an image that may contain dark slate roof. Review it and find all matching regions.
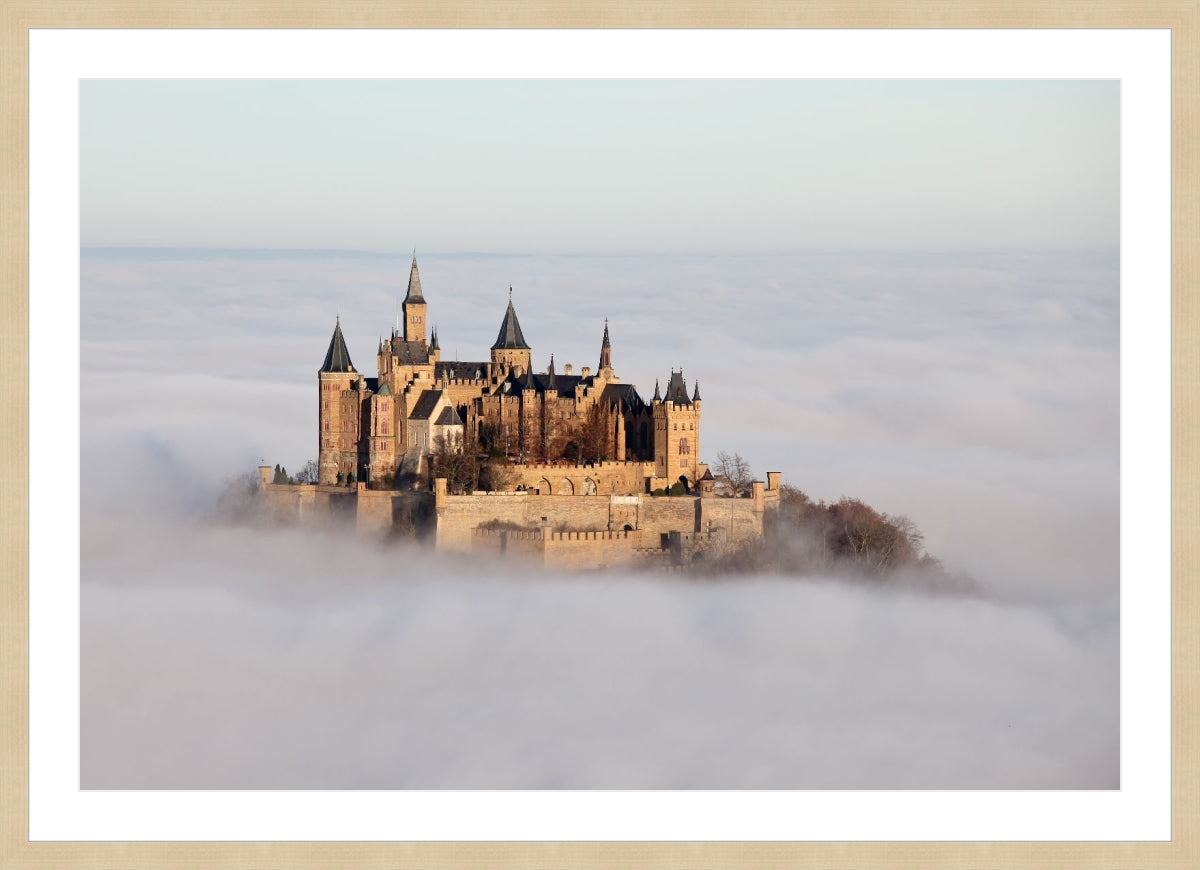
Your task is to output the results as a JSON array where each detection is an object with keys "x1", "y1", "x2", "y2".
[
  {"x1": 365, "y1": 377, "x2": 379, "y2": 392},
  {"x1": 692, "y1": 380, "x2": 701, "y2": 401},
  {"x1": 320, "y1": 319, "x2": 356, "y2": 373},
  {"x1": 600, "y1": 382, "x2": 644, "y2": 409},
  {"x1": 404, "y1": 256, "x2": 425, "y2": 303},
  {"x1": 507, "y1": 371, "x2": 582, "y2": 395},
  {"x1": 434, "y1": 405, "x2": 463, "y2": 426},
  {"x1": 389, "y1": 337, "x2": 430, "y2": 366},
  {"x1": 699, "y1": 468, "x2": 715, "y2": 481},
  {"x1": 665, "y1": 370, "x2": 692, "y2": 405},
  {"x1": 429, "y1": 327, "x2": 440, "y2": 351},
  {"x1": 435, "y1": 361, "x2": 490, "y2": 381},
  {"x1": 491, "y1": 295, "x2": 531, "y2": 350},
  {"x1": 409, "y1": 389, "x2": 445, "y2": 421}
]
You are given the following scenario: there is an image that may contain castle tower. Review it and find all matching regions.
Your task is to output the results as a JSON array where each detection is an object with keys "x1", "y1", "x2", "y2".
[
  {"x1": 520, "y1": 365, "x2": 540, "y2": 458},
  {"x1": 652, "y1": 369, "x2": 702, "y2": 489},
  {"x1": 490, "y1": 287, "x2": 532, "y2": 374},
  {"x1": 402, "y1": 255, "x2": 427, "y2": 343},
  {"x1": 318, "y1": 317, "x2": 358, "y2": 486},
  {"x1": 598, "y1": 319, "x2": 614, "y2": 380},
  {"x1": 367, "y1": 380, "x2": 396, "y2": 485}
]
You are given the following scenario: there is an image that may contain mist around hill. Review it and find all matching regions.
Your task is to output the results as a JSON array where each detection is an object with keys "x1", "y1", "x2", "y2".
[{"x1": 77, "y1": 250, "x2": 1119, "y2": 788}]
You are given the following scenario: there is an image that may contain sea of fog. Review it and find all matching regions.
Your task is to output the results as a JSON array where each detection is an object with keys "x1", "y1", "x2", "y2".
[{"x1": 79, "y1": 250, "x2": 1119, "y2": 788}]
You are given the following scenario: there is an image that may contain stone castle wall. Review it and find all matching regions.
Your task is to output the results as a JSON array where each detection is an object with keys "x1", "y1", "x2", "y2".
[
  {"x1": 469, "y1": 527, "x2": 664, "y2": 571},
  {"x1": 257, "y1": 468, "x2": 781, "y2": 568},
  {"x1": 503, "y1": 459, "x2": 656, "y2": 496}
]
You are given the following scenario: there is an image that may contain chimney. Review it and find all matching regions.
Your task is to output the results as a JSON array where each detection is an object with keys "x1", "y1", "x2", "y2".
[
  {"x1": 564, "y1": 363, "x2": 573, "y2": 375},
  {"x1": 582, "y1": 366, "x2": 591, "y2": 377}
]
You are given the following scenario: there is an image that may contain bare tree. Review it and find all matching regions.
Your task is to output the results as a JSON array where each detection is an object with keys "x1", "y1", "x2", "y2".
[
  {"x1": 478, "y1": 457, "x2": 518, "y2": 492},
  {"x1": 215, "y1": 471, "x2": 260, "y2": 521},
  {"x1": 432, "y1": 431, "x2": 479, "y2": 494},
  {"x1": 293, "y1": 459, "x2": 319, "y2": 484},
  {"x1": 712, "y1": 450, "x2": 754, "y2": 497}
]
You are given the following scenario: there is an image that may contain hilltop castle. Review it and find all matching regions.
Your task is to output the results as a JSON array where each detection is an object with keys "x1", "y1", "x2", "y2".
[
  {"x1": 317, "y1": 256, "x2": 703, "y2": 496},
  {"x1": 259, "y1": 256, "x2": 781, "y2": 570}
]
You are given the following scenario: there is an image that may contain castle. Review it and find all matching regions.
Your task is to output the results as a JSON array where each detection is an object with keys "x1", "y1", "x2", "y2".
[{"x1": 259, "y1": 256, "x2": 781, "y2": 570}]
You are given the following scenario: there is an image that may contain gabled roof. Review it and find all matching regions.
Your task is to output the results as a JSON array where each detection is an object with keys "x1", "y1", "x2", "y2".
[
  {"x1": 600, "y1": 382, "x2": 644, "y2": 409},
  {"x1": 434, "y1": 405, "x2": 463, "y2": 426},
  {"x1": 404, "y1": 256, "x2": 425, "y2": 304},
  {"x1": 409, "y1": 389, "x2": 445, "y2": 420},
  {"x1": 435, "y1": 361, "x2": 490, "y2": 381},
  {"x1": 389, "y1": 337, "x2": 430, "y2": 366},
  {"x1": 376, "y1": 380, "x2": 391, "y2": 397},
  {"x1": 320, "y1": 319, "x2": 356, "y2": 373},
  {"x1": 491, "y1": 292, "x2": 531, "y2": 350},
  {"x1": 506, "y1": 371, "x2": 582, "y2": 395}
]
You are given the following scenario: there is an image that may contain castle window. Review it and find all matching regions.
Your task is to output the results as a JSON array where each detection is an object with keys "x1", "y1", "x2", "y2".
[{"x1": 679, "y1": 438, "x2": 690, "y2": 455}]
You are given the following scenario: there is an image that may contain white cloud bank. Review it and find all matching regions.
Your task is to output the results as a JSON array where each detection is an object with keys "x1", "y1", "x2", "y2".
[
  {"x1": 82, "y1": 517, "x2": 1117, "y2": 789},
  {"x1": 79, "y1": 250, "x2": 1119, "y2": 787}
]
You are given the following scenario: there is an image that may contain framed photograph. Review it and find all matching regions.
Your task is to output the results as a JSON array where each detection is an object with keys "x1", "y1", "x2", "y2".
[{"x1": 6, "y1": 3, "x2": 1194, "y2": 868}]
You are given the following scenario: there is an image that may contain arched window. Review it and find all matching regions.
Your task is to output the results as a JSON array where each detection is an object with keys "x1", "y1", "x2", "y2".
[{"x1": 679, "y1": 437, "x2": 690, "y2": 455}]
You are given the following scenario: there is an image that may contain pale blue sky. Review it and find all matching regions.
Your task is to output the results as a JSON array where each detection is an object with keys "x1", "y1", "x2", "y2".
[{"x1": 81, "y1": 80, "x2": 1118, "y2": 254}]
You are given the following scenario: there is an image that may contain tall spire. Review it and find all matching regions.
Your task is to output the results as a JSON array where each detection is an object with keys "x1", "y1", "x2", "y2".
[
  {"x1": 404, "y1": 255, "x2": 425, "y2": 303},
  {"x1": 491, "y1": 290, "x2": 531, "y2": 350},
  {"x1": 653, "y1": 379, "x2": 661, "y2": 402},
  {"x1": 430, "y1": 326, "x2": 440, "y2": 352},
  {"x1": 692, "y1": 380, "x2": 701, "y2": 401},
  {"x1": 598, "y1": 318, "x2": 613, "y2": 373},
  {"x1": 547, "y1": 355, "x2": 556, "y2": 390},
  {"x1": 319, "y1": 318, "x2": 355, "y2": 373}
]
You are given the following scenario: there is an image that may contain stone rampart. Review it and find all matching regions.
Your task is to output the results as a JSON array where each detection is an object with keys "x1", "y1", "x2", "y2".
[
  {"x1": 258, "y1": 483, "x2": 355, "y2": 524},
  {"x1": 506, "y1": 460, "x2": 654, "y2": 496}
]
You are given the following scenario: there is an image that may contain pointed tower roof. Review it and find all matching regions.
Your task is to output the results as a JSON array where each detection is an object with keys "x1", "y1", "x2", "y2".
[
  {"x1": 491, "y1": 288, "x2": 531, "y2": 350},
  {"x1": 376, "y1": 380, "x2": 391, "y2": 397},
  {"x1": 524, "y1": 366, "x2": 537, "y2": 390},
  {"x1": 546, "y1": 355, "x2": 556, "y2": 390},
  {"x1": 430, "y1": 327, "x2": 440, "y2": 352},
  {"x1": 653, "y1": 379, "x2": 661, "y2": 402},
  {"x1": 404, "y1": 256, "x2": 425, "y2": 304},
  {"x1": 320, "y1": 318, "x2": 356, "y2": 373},
  {"x1": 666, "y1": 370, "x2": 692, "y2": 405},
  {"x1": 692, "y1": 380, "x2": 701, "y2": 401},
  {"x1": 598, "y1": 317, "x2": 613, "y2": 373}
]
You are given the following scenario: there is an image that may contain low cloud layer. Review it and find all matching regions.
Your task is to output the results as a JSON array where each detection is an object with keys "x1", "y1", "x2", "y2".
[
  {"x1": 82, "y1": 517, "x2": 1117, "y2": 789},
  {"x1": 78, "y1": 249, "x2": 1120, "y2": 787}
]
